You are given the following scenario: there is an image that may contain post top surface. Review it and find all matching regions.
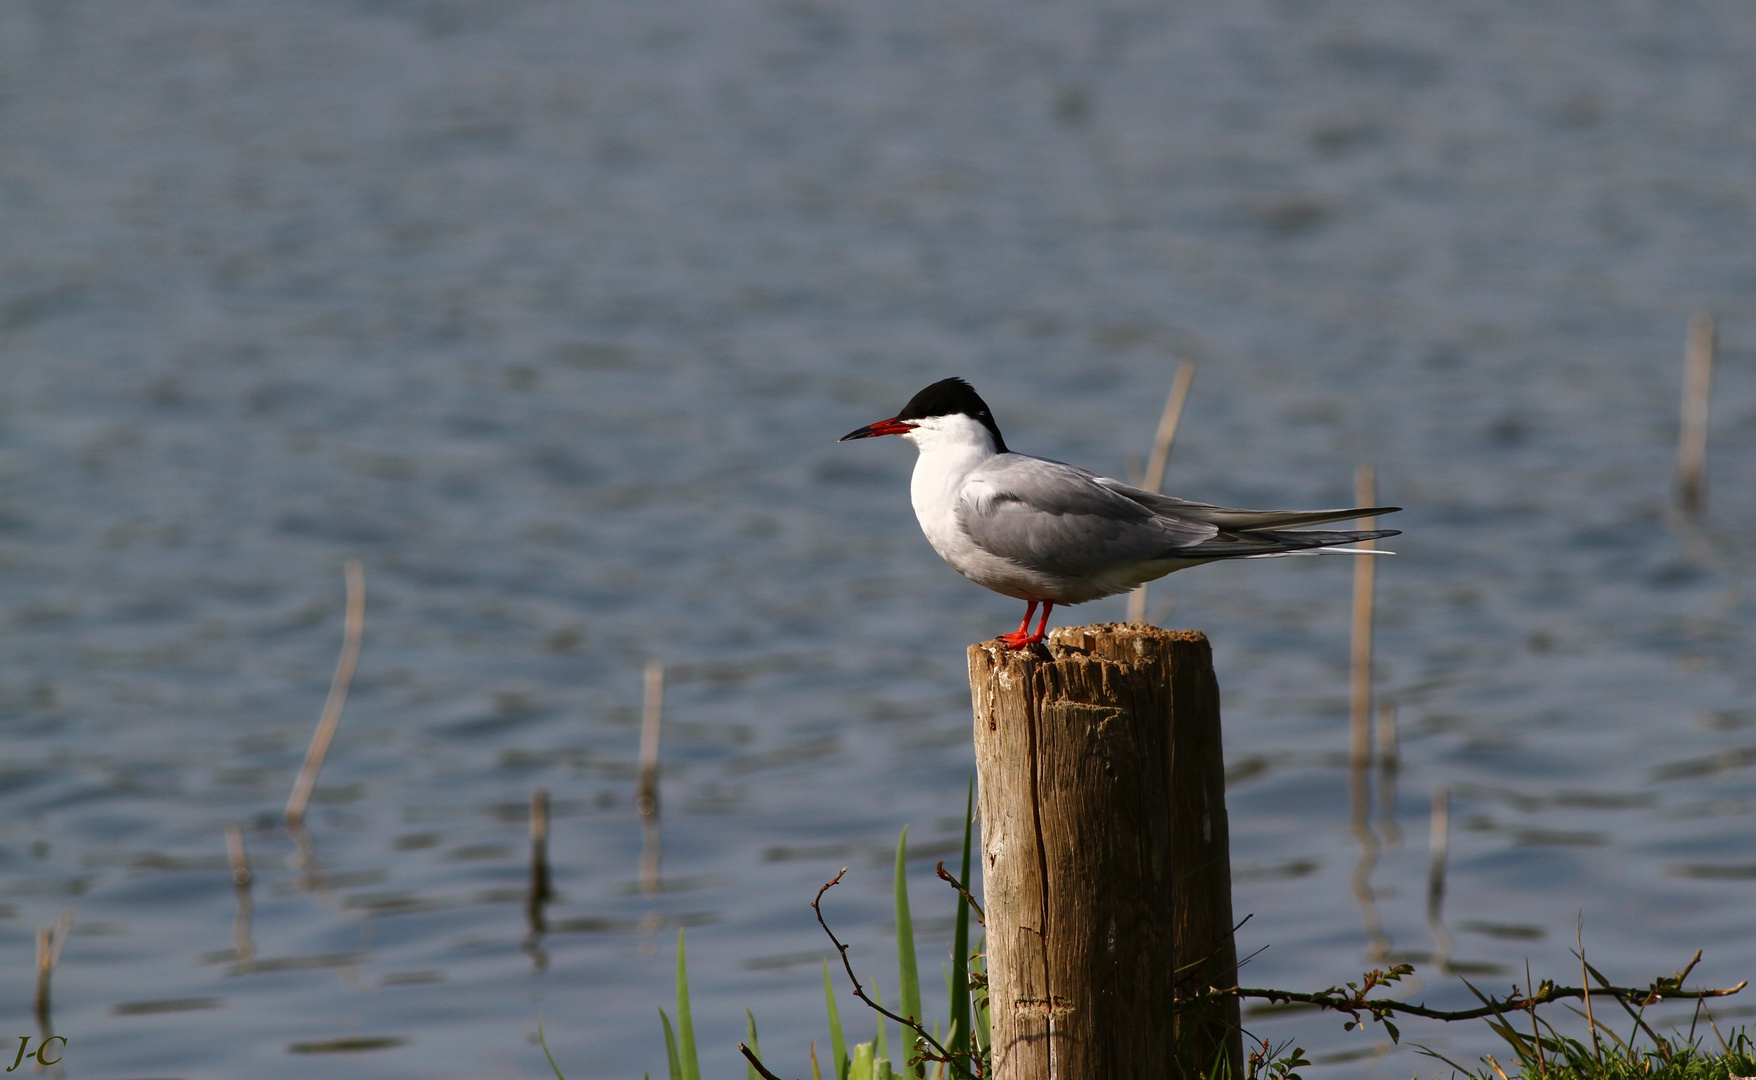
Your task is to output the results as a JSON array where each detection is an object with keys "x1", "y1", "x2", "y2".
[
  {"x1": 967, "y1": 623, "x2": 1211, "y2": 669},
  {"x1": 1049, "y1": 623, "x2": 1207, "y2": 646}
]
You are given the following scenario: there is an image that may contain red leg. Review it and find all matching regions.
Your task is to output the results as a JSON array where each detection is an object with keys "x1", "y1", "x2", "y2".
[
  {"x1": 999, "y1": 601, "x2": 1055, "y2": 649},
  {"x1": 997, "y1": 601, "x2": 1039, "y2": 648},
  {"x1": 1031, "y1": 602, "x2": 1054, "y2": 644}
]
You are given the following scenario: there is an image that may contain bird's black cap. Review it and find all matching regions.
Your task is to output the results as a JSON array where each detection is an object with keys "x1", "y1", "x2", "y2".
[{"x1": 895, "y1": 378, "x2": 1007, "y2": 451}]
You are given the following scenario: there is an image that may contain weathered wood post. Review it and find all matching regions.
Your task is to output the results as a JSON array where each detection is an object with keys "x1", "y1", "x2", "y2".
[{"x1": 969, "y1": 624, "x2": 1241, "y2": 1079}]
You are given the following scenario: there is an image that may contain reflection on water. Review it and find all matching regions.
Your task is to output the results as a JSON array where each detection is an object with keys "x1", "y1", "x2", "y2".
[
  {"x1": 1426, "y1": 786, "x2": 1455, "y2": 974},
  {"x1": 1, "y1": 0, "x2": 1754, "y2": 1075}
]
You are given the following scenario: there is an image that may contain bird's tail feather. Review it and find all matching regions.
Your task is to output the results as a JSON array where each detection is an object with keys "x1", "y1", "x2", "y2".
[
  {"x1": 1178, "y1": 527, "x2": 1400, "y2": 560},
  {"x1": 1242, "y1": 546, "x2": 1396, "y2": 558}
]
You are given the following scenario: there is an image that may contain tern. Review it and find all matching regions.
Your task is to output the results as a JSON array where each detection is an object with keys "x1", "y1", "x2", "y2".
[{"x1": 840, "y1": 378, "x2": 1401, "y2": 648}]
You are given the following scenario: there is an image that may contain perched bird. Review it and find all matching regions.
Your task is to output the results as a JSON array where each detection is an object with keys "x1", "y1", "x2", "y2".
[{"x1": 840, "y1": 378, "x2": 1400, "y2": 648}]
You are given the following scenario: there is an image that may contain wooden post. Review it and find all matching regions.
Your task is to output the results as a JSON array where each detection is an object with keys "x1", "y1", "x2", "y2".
[{"x1": 969, "y1": 624, "x2": 1240, "y2": 1080}]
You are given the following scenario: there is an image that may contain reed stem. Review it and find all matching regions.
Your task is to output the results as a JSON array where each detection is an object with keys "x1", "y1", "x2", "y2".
[
  {"x1": 639, "y1": 662, "x2": 664, "y2": 893},
  {"x1": 286, "y1": 559, "x2": 365, "y2": 829},
  {"x1": 1127, "y1": 361, "x2": 1196, "y2": 624},
  {"x1": 1348, "y1": 467, "x2": 1378, "y2": 772},
  {"x1": 1677, "y1": 311, "x2": 1716, "y2": 516}
]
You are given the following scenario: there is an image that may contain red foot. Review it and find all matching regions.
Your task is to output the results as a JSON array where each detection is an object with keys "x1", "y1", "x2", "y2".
[{"x1": 996, "y1": 601, "x2": 1054, "y2": 649}]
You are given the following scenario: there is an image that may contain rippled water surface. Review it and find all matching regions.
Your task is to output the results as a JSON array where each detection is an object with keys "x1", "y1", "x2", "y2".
[{"x1": 3, "y1": 1, "x2": 1755, "y2": 1076}]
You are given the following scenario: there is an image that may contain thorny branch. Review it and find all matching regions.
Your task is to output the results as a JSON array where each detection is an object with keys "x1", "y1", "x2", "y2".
[
  {"x1": 935, "y1": 860, "x2": 985, "y2": 926},
  {"x1": 813, "y1": 869, "x2": 979, "y2": 1077},
  {"x1": 1198, "y1": 955, "x2": 1745, "y2": 1045},
  {"x1": 739, "y1": 1042, "x2": 787, "y2": 1080},
  {"x1": 808, "y1": 862, "x2": 1742, "y2": 1077}
]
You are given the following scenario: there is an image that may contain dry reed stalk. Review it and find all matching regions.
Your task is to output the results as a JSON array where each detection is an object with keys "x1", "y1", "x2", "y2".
[
  {"x1": 286, "y1": 560, "x2": 365, "y2": 828},
  {"x1": 1126, "y1": 361, "x2": 1197, "y2": 624},
  {"x1": 528, "y1": 787, "x2": 552, "y2": 921},
  {"x1": 226, "y1": 822, "x2": 256, "y2": 971},
  {"x1": 638, "y1": 662, "x2": 664, "y2": 893},
  {"x1": 225, "y1": 821, "x2": 251, "y2": 888},
  {"x1": 1348, "y1": 466, "x2": 1378, "y2": 771},
  {"x1": 637, "y1": 662, "x2": 663, "y2": 819},
  {"x1": 33, "y1": 910, "x2": 72, "y2": 1032},
  {"x1": 1427, "y1": 786, "x2": 1453, "y2": 969},
  {"x1": 1677, "y1": 311, "x2": 1716, "y2": 515}
]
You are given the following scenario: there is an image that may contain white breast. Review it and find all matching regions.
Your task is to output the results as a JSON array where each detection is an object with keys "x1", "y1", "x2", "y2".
[{"x1": 904, "y1": 415, "x2": 1056, "y2": 600}]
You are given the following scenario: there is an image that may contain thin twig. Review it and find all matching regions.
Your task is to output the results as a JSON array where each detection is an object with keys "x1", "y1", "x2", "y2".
[
  {"x1": 740, "y1": 1043, "x2": 791, "y2": 1080},
  {"x1": 935, "y1": 861, "x2": 985, "y2": 926},
  {"x1": 812, "y1": 870, "x2": 970, "y2": 1075},
  {"x1": 1677, "y1": 311, "x2": 1715, "y2": 516},
  {"x1": 1216, "y1": 976, "x2": 1745, "y2": 1024},
  {"x1": 286, "y1": 559, "x2": 365, "y2": 828},
  {"x1": 1127, "y1": 360, "x2": 1197, "y2": 624}
]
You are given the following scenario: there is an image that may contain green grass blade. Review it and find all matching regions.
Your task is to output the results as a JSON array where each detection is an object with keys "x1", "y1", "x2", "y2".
[
  {"x1": 949, "y1": 778, "x2": 974, "y2": 1067},
  {"x1": 894, "y1": 826, "x2": 923, "y2": 1075},
  {"x1": 660, "y1": 1008, "x2": 682, "y2": 1080},
  {"x1": 873, "y1": 982, "x2": 888, "y2": 1063},
  {"x1": 850, "y1": 1042, "x2": 875, "y2": 1080},
  {"x1": 972, "y1": 936, "x2": 989, "y2": 1059},
  {"x1": 676, "y1": 931, "x2": 701, "y2": 1080},
  {"x1": 824, "y1": 960, "x2": 850, "y2": 1080},
  {"x1": 745, "y1": 1009, "x2": 761, "y2": 1080},
  {"x1": 537, "y1": 1015, "x2": 568, "y2": 1080}
]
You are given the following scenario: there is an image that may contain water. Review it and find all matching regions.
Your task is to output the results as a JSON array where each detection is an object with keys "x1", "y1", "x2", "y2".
[{"x1": 2, "y1": 1, "x2": 1754, "y2": 1075}]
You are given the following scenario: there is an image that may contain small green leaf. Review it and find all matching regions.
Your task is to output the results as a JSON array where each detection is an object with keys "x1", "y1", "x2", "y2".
[
  {"x1": 660, "y1": 1008, "x2": 682, "y2": 1080},
  {"x1": 873, "y1": 982, "x2": 888, "y2": 1062},
  {"x1": 894, "y1": 827, "x2": 923, "y2": 1039},
  {"x1": 676, "y1": 931, "x2": 701, "y2": 1080},
  {"x1": 824, "y1": 961, "x2": 850, "y2": 1080},
  {"x1": 850, "y1": 1042, "x2": 875, "y2": 1080},
  {"x1": 745, "y1": 1009, "x2": 761, "y2": 1080},
  {"x1": 949, "y1": 778, "x2": 974, "y2": 1069}
]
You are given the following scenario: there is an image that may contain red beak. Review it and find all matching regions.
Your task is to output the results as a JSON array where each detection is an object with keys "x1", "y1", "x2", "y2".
[{"x1": 839, "y1": 417, "x2": 916, "y2": 442}]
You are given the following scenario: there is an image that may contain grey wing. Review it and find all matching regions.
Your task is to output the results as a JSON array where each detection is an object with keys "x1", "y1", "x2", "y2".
[
  {"x1": 956, "y1": 455, "x2": 1218, "y2": 578},
  {"x1": 1092, "y1": 476, "x2": 1399, "y2": 530}
]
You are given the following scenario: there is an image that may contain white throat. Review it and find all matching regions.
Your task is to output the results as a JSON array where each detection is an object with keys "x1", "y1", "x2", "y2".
[{"x1": 903, "y1": 414, "x2": 1002, "y2": 555}]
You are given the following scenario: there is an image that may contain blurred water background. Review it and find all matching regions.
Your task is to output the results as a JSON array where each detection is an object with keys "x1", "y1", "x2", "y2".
[{"x1": 2, "y1": 1, "x2": 1755, "y2": 1076}]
